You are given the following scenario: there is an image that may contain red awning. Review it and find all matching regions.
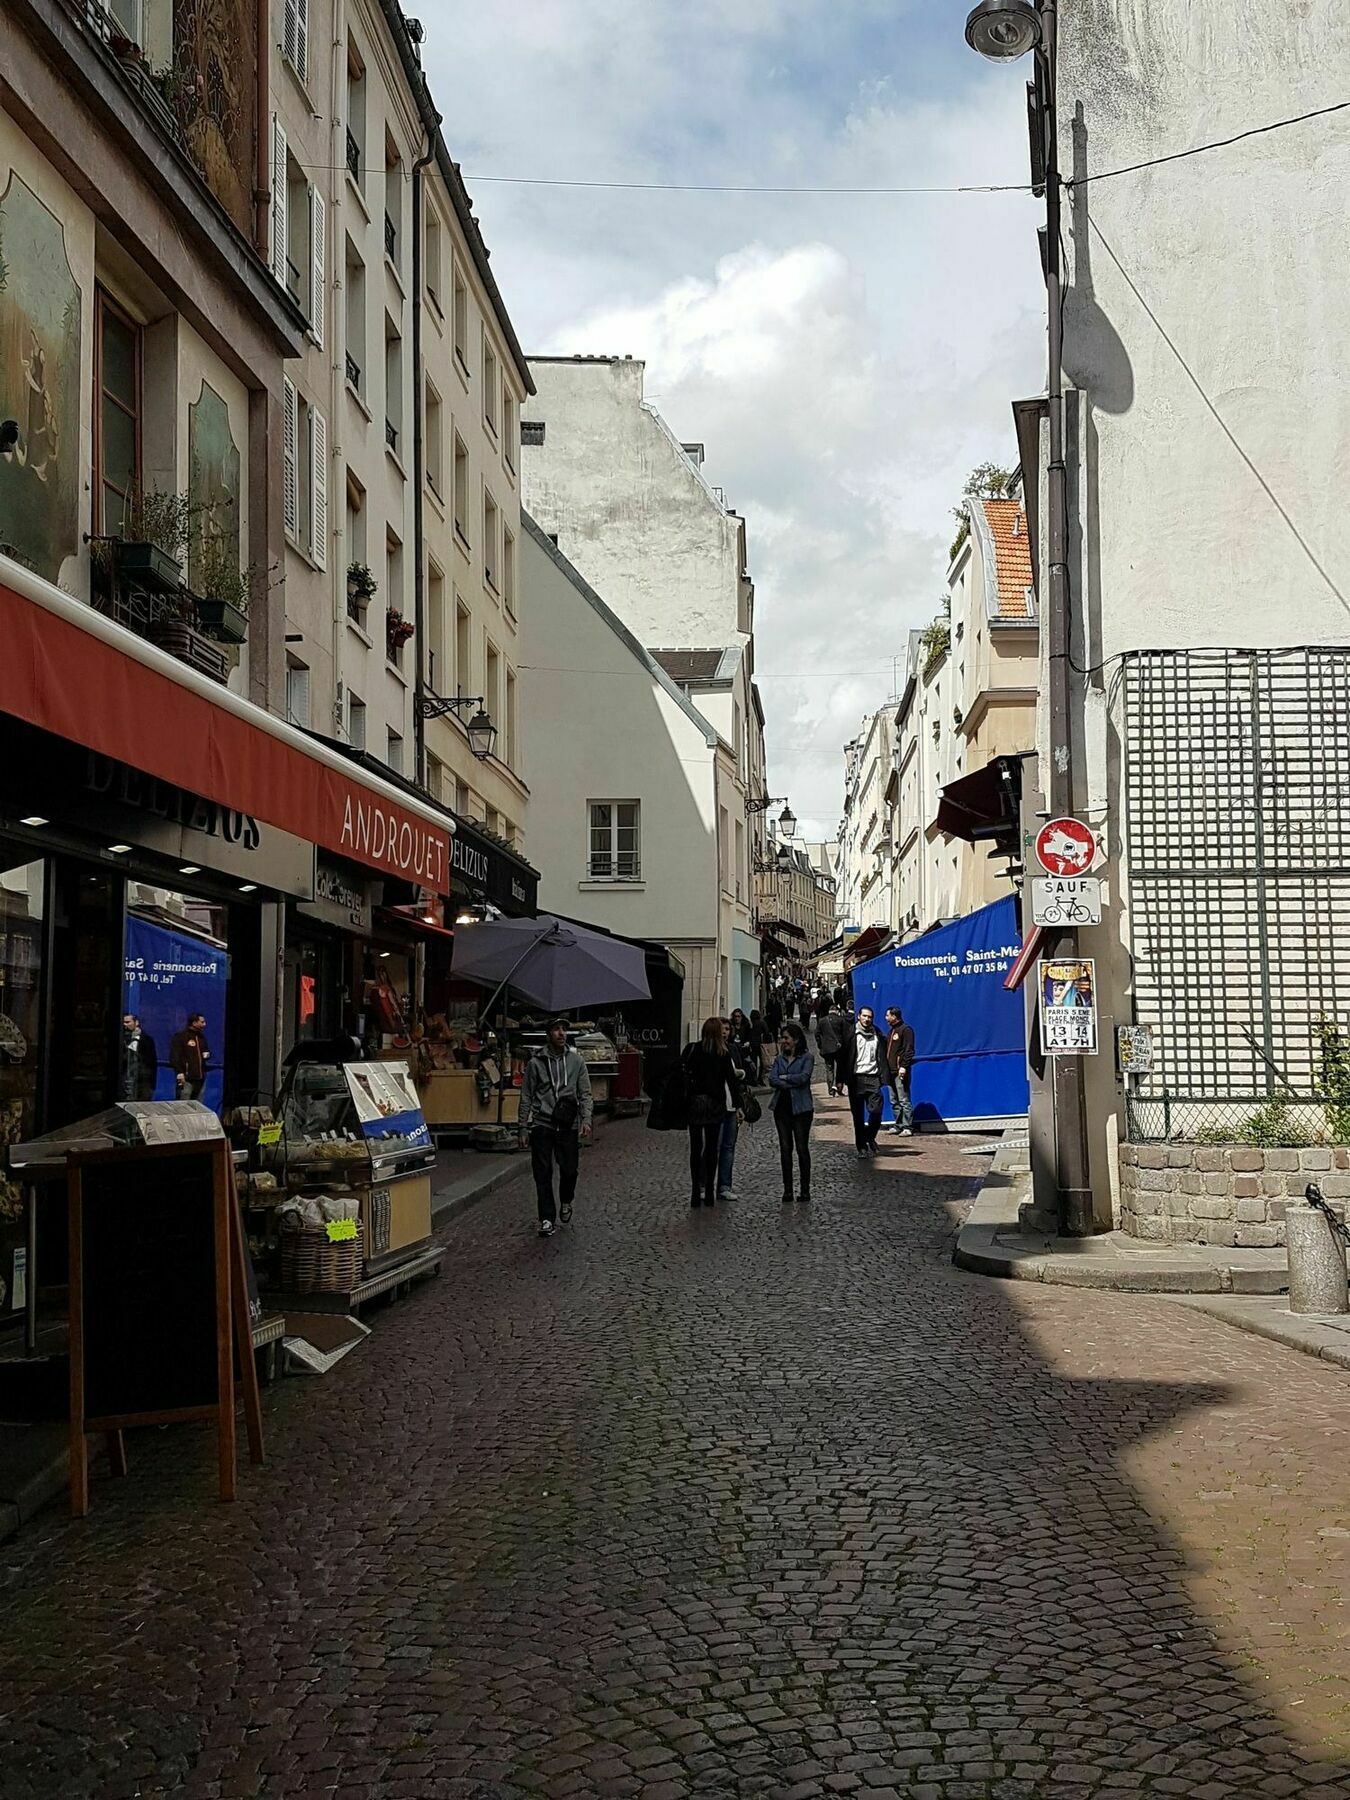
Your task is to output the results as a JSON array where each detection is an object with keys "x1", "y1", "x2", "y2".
[
  {"x1": 844, "y1": 924, "x2": 894, "y2": 968},
  {"x1": 1004, "y1": 925, "x2": 1045, "y2": 991},
  {"x1": 0, "y1": 567, "x2": 454, "y2": 893}
]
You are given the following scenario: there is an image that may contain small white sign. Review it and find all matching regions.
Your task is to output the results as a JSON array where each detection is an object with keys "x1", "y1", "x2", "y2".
[{"x1": 1031, "y1": 876, "x2": 1102, "y2": 927}]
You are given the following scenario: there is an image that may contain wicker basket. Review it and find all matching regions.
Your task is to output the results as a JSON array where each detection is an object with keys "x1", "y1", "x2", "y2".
[{"x1": 279, "y1": 1227, "x2": 362, "y2": 1294}]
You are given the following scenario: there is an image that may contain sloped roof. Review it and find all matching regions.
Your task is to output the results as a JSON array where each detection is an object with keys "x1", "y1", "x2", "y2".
[
  {"x1": 981, "y1": 498, "x2": 1034, "y2": 619},
  {"x1": 650, "y1": 649, "x2": 726, "y2": 685}
]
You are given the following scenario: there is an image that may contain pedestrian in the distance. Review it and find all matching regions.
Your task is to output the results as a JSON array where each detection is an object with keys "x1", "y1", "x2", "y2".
[
  {"x1": 814, "y1": 1002, "x2": 844, "y2": 1096},
  {"x1": 170, "y1": 1012, "x2": 211, "y2": 1101},
  {"x1": 764, "y1": 993, "x2": 783, "y2": 1042},
  {"x1": 520, "y1": 1017, "x2": 594, "y2": 1238},
  {"x1": 121, "y1": 1013, "x2": 158, "y2": 1101},
  {"x1": 717, "y1": 1017, "x2": 754, "y2": 1201},
  {"x1": 747, "y1": 1008, "x2": 768, "y2": 1078},
  {"x1": 835, "y1": 1005, "x2": 884, "y2": 1158},
  {"x1": 682, "y1": 1017, "x2": 744, "y2": 1207},
  {"x1": 883, "y1": 1004, "x2": 916, "y2": 1135},
  {"x1": 768, "y1": 1021, "x2": 815, "y2": 1202}
]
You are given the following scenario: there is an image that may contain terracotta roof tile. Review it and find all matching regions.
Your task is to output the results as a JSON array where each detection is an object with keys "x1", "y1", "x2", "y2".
[{"x1": 982, "y1": 498, "x2": 1035, "y2": 620}]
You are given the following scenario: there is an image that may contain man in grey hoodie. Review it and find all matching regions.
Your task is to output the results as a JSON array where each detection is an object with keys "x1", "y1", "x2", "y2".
[{"x1": 519, "y1": 1017, "x2": 594, "y2": 1238}]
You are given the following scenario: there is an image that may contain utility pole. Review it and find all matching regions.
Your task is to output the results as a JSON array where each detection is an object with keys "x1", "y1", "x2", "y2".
[{"x1": 964, "y1": 0, "x2": 1106, "y2": 1233}]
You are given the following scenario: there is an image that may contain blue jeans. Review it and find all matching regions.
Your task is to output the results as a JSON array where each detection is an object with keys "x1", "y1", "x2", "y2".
[
  {"x1": 718, "y1": 1111, "x2": 738, "y2": 1193},
  {"x1": 887, "y1": 1081, "x2": 914, "y2": 1130}
]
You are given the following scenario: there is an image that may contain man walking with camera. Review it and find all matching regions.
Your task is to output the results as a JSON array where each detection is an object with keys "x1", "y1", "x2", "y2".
[{"x1": 520, "y1": 1017, "x2": 594, "y2": 1238}]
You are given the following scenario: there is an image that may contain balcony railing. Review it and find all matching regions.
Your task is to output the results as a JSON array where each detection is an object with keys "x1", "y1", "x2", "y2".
[
  {"x1": 345, "y1": 352, "x2": 361, "y2": 391},
  {"x1": 345, "y1": 128, "x2": 361, "y2": 182},
  {"x1": 384, "y1": 213, "x2": 397, "y2": 261},
  {"x1": 88, "y1": 544, "x2": 232, "y2": 685}
]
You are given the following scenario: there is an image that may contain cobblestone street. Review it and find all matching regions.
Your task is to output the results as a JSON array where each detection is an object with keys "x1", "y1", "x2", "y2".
[{"x1": 4, "y1": 1098, "x2": 1350, "y2": 1798}]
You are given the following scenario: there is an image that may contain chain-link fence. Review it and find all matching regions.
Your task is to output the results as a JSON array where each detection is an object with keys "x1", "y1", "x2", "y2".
[{"x1": 1123, "y1": 647, "x2": 1350, "y2": 1146}]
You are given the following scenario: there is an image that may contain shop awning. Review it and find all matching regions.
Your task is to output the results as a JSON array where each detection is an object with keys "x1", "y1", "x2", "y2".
[
  {"x1": 935, "y1": 756, "x2": 1022, "y2": 846},
  {"x1": 1003, "y1": 925, "x2": 1045, "y2": 992},
  {"x1": 758, "y1": 917, "x2": 807, "y2": 943},
  {"x1": 0, "y1": 562, "x2": 455, "y2": 893},
  {"x1": 844, "y1": 924, "x2": 894, "y2": 968}
]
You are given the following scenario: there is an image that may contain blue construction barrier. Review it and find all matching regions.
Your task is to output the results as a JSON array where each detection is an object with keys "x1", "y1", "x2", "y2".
[{"x1": 850, "y1": 896, "x2": 1028, "y2": 1130}]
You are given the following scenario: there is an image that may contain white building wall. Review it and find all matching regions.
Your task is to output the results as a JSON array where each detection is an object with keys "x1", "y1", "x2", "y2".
[{"x1": 518, "y1": 522, "x2": 721, "y2": 1039}]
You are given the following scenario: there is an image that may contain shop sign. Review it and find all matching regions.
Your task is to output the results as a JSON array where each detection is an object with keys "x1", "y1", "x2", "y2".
[
  {"x1": 450, "y1": 818, "x2": 538, "y2": 916},
  {"x1": 339, "y1": 793, "x2": 447, "y2": 891},
  {"x1": 80, "y1": 752, "x2": 316, "y2": 897},
  {"x1": 1039, "y1": 956, "x2": 1099, "y2": 1056},
  {"x1": 296, "y1": 859, "x2": 373, "y2": 933}
]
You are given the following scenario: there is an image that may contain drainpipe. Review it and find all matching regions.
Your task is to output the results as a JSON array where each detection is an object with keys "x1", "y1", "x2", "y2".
[
  {"x1": 254, "y1": 0, "x2": 270, "y2": 256},
  {"x1": 328, "y1": 0, "x2": 345, "y2": 734},
  {"x1": 411, "y1": 127, "x2": 435, "y2": 785}
]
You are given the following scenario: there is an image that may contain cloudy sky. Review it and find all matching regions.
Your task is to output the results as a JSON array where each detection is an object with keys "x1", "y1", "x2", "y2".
[{"x1": 420, "y1": 1, "x2": 1046, "y2": 839}]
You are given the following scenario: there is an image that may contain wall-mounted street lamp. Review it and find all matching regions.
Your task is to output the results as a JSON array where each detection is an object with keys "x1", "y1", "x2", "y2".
[
  {"x1": 964, "y1": 0, "x2": 1041, "y2": 58},
  {"x1": 746, "y1": 793, "x2": 786, "y2": 815},
  {"x1": 416, "y1": 689, "x2": 497, "y2": 761}
]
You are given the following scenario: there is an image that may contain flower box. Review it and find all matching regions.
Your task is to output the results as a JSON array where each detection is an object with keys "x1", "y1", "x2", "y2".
[
  {"x1": 195, "y1": 595, "x2": 249, "y2": 644},
  {"x1": 113, "y1": 540, "x2": 182, "y2": 591}
]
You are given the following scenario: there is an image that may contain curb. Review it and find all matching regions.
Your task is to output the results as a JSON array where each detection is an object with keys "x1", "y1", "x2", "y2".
[
  {"x1": 1167, "y1": 1294, "x2": 1350, "y2": 1374},
  {"x1": 954, "y1": 1168, "x2": 1290, "y2": 1295},
  {"x1": 431, "y1": 1152, "x2": 530, "y2": 1226}
]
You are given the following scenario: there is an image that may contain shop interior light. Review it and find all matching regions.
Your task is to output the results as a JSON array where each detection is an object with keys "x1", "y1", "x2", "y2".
[
  {"x1": 19, "y1": 816, "x2": 48, "y2": 827},
  {"x1": 179, "y1": 865, "x2": 201, "y2": 875},
  {"x1": 238, "y1": 883, "x2": 257, "y2": 893},
  {"x1": 107, "y1": 843, "x2": 132, "y2": 854},
  {"x1": 378, "y1": 949, "x2": 391, "y2": 958}
]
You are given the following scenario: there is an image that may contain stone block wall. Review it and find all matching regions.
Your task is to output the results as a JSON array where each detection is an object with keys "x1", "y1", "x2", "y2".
[{"x1": 1118, "y1": 1143, "x2": 1350, "y2": 1247}]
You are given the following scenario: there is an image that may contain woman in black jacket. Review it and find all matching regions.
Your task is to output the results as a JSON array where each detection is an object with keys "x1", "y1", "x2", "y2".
[{"x1": 682, "y1": 1016, "x2": 745, "y2": 1207}]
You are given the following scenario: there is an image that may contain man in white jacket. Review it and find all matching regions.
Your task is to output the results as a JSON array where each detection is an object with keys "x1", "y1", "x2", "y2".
[{"x1": 519, "y1": 1017, "x2": 594, "y2": 1238}]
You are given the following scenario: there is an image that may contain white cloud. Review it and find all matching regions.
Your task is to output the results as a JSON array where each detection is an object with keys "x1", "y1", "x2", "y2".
[{"x1": 419, "y1": 6, "x2": 1045, "y2": 837}]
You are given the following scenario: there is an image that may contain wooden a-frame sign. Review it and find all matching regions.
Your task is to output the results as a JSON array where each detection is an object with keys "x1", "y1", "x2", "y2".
[{"x1": 67, "y1": 1137, "x2": 264, "y2": 1516}]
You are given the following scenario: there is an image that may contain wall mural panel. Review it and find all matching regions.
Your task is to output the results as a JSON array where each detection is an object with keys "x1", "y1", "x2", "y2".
[
  {"x1": 0, "y1": 174, "x2": 82, "y2": 583},
  {"x1": 188, "y1": 379, "x2": 240, "y2": 585},
  {"x1": 172, "y1": 0, "x2": 259, "y2": 241}
]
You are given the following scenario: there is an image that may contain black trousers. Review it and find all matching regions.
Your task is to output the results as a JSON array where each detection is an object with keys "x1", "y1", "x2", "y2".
[
  {"x1": 688, "y1": 1122, "x2": 721, "y2": 1198},
  {"x1": 774, "y1": 1105, "x2": 813, "y2": 1195},
  {"x1": 821, "y1": 1052, "x2": 837, "y2": 1087},
  {"x1": 848, "y1": 1082, "x2": 882, "y2": 1150},
  {"x1": 531, "y1": 1126, "x2": 579, "y2": 1223}
]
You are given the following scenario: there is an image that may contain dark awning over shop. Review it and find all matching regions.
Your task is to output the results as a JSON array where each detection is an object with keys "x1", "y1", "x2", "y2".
[
  {"x1": 845, "y1": 924, "x2": 894, "y2": 968},
  {"x1": 935, "y1": 755, "x2": 1023, "y2": 846}
]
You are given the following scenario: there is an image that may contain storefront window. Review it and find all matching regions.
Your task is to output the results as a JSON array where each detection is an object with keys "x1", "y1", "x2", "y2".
[
  {"x1": 123, "y1": 884, "x2": 230, "y2": 1111},
  {"x1": 0, "y1": 856, "x2": 45, "y2": 1313}
]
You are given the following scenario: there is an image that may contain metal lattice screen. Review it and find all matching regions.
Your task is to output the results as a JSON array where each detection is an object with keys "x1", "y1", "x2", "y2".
[{"x1": 1123, "y1": 647, "x2": 1350, "y2": 1142}]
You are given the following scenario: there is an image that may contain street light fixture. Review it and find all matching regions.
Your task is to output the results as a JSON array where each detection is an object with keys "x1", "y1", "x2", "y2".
[
  {"x1": 777, "y1": 804, "x2": 796, "y2": 840},
  {"x1": 417, "y1": 689, "x2": 498, "y2": 762},
  {"x1": 964, "y1": 0, "x2": 1041, "y2": 59}
]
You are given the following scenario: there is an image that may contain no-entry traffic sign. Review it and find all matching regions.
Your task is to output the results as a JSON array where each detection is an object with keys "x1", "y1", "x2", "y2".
[{"x1": 1033, "y1": 817, "x2": 1097, "y2": 877}]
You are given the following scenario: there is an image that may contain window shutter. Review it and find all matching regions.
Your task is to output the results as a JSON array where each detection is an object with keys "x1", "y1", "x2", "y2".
[
  {"x1": 286, "y1": 664, "x2": 310, "y2": 729},
  {"x1": 270, "y1": 116, "x2": 288, "y2": 283},
  {"x1": 282, "y1": 376, "x2": 298, "y2": 540},
  {"x1": 295, "y1": 0, "x2": 309, "y2": 79},
  {"x1": 309, "y1": 186, "x2": 325, "y2": 347},
  {"x1": 310, "y1": 404, "x2": 327, "y2": 569}
]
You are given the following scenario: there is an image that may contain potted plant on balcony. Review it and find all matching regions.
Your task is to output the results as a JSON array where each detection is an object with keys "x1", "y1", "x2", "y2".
[
  {"x1": 192, "y1": 532, "x2": 252, "y2": 645},
  {"x1": 112, "y1": 488, "x2": 191, "y2": 590},
  {"x1": 347, "y1": 561, "x2": 378, "y2": 621},
  {"x1": 386, "y1": 610, "x2": 415, "y2": 657}
]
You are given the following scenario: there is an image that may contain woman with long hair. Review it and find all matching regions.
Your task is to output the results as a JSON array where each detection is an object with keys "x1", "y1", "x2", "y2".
[
  {"x1": 682, "y1": 1015, "x2": 745, "y2": 1207},
  {"x1": 768, "y1": 1020, "x2": 816, "y2": 1202}
]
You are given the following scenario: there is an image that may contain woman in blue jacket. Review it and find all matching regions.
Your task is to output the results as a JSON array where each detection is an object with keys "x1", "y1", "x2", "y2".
[{"x1": 768, "y1": 1020, "x2": 815, "y2": 1203}]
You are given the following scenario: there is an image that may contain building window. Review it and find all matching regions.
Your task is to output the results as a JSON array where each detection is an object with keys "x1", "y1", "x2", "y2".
[
  {"x1": 344, "y1": 237, "x2": 365, "y2": 394},
  {"x1": 386, "y1": 728, "x2": 402, "y2": 775},
  {"x1": 482, "y1": 333, "x2": 498, "y2": 435},
  {"x1": 502, "y1": 527, "x2": 516, "y2": 617},
  {"x1": 285, "y1": 659, "x2": 310, "y2": 729},
  {"x1": 505, "y1": 669, "x2": 517, "y2": 771},
  {"x1": 347, "y1": 690, "x2": 366, "y2": 751},
  {"x1": 735, "y1": 818, "x2": 745, "y2": 902},
  {"x1": 384, "y1": 136, "x2": 401, "y2": 267},
  {"x1": 521, "y1": 420, "x2": 545, "y2": 447},
  {"x1": 384, "y1": 314, "x2": 402, "y2": 460},
  {"x1": 386, "y1": 530, "x2": 405, "y2": 664},
  {"x1": 424, "y1": 379, "x2": 443, "y2": 497},
  {"x1": 283, "y1": 0, "x2": 309, "y2": 83},
  {"x1": 95, "y1": 289, "x2": 141, "y2": 535},
  {"x1": 454, "y1": 778, "x2": 470, "y2": 818},
  {"x1": 345, "y1": 39, "x2": 366, "y2": 190},
  {"x1": 589, "y1": 801, "x2": 641, "y2": 881},
  {"x1": 483, "y1": 489, "x2": 498, "y2": 590},
  {"x1": 452, "y1": 261, "x2": 468, "y2": 372},
  {"x1": 426, "y1": 752, "x2": 444, "y2": 803},
  {"x1": 283, "y1": 379, "x2": 327, "y2": 567},
  {"x1": 485, "y1": 642, "x2": 500, "y2": 735},
  {"x1": 453, "y1": 435, "x2": 469, "y2": 545},
  {"x1": 503, "y1": 392, "x2": 517, "y2": 473},
  {"x1": 425, "y1": 209, "x2": 442, "y2": 313},
  {"x1": 455, "y1": 600, "x2": 471, "y2": 694},
  {"x1": 427, "y1": 559, "x2": 446, "y2": 691},
  {"x1": 345, "y1": 470, "x2": 367, "y2": 619}
]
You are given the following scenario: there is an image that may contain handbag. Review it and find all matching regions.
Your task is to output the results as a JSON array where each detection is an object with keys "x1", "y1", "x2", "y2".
[
  {"x1": 742, "y1": 1092, "x2": 762, "y2": 1125},
  {"x1": 550, "y1": 1092, "x2": 580, "y2": 1134}
]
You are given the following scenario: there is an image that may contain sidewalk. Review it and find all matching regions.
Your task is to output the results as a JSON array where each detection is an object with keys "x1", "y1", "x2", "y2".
[{"x1": 0, "y1": 1146, "x2": 530, "y2": 1542}]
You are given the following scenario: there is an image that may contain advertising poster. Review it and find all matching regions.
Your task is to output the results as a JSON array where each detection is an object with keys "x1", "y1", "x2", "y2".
[
  {"x1": 343, "y1": 1061, "x2": 431, "y2": 1150},
  {"x1": 124, "y1": 915, "x2": 229, "y2": 1111},
  {"x1": 1040, "y1": 958, "x2": 1098, "y2": 1056}
]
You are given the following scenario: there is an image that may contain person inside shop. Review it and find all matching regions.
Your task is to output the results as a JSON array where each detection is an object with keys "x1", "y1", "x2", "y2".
[
  {"x1": 170, "y1": 1011, "x2": 211, "y2": 1102},
  {"x1": 768, "y1": 1020, "x2": 815, "y2": 1202},
  {"x1": 883, "y1": 1004, "x2": 916, "y2": 1136},
  {"x1": 834, "y1": 1004, "x2": 884, "y2": 1158},
  {"x1": 120, "y1": 1013, "x2": 158, "y2": 1101},
  {"x1": 813, "y1": 1001, "x2": 845, "y2": 1097},
  {"x1": 519, "y1": 1017, "x2": 594, "y2": 1239},
  {"x1": 682, "y1": 1017, "x2": 745, "y2": 1208}
]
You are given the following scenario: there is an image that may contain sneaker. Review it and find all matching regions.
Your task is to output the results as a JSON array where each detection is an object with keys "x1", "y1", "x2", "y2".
[
  {"x1": 719, "y1": 1188, "x2": 737, "y2": 1202},
  {"x1": 538, "y1": 1219, "x2": 555, "y2": 1238},
  {"x1": 560, "y1": 1202, "x2": 573, "y2": 1224},
  {"x1": 867, "y1": 1142, "x2": 880, "y2": 1158},
  {"x1": 856, "y1": 1146, "x2": 868, "y2": 1160}
]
